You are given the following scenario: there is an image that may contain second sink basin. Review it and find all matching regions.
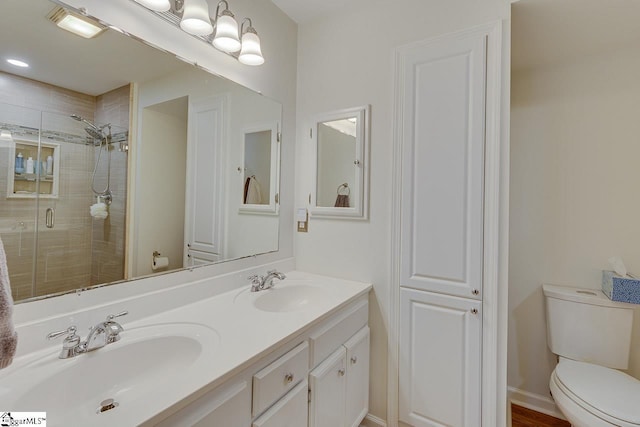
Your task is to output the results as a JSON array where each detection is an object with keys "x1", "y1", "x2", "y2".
[
  {"x1": 1, "y1": 322, "x2": 220, "y2": 427},
  {"x1": 253, "y1": 284, "x2": 331, "y2": 312}
]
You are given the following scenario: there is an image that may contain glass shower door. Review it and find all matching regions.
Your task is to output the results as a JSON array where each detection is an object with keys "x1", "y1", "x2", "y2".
[{"x1": 0, "y1": 102, "x2": 42, "y2": 301}]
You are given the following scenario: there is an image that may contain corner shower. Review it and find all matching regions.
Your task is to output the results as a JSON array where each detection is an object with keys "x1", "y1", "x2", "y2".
[{"x1": 0, "y1": 87, "x2": 130, "y2": 301}]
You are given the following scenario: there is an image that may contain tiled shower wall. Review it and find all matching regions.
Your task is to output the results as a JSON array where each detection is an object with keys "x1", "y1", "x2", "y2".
[
  {"x1": 92, "y1": 85, "x2": 129, "y2": 286},
  {"x1": 0, "y1": 72, "x2": 129, "y2": 300}
]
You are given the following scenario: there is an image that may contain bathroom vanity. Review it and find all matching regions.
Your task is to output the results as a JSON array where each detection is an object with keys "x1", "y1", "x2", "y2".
[{"x1": 0, "y1": 270, "x2": 371, "y2": 427}]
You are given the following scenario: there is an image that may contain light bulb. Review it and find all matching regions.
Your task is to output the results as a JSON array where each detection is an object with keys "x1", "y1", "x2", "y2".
[
  {"x1": 180, "y1": 0, "x2": 213, "y2": 36},
  {"x1": 213, "y1": 12, "x2": 241, "y2": 52},
  {"x1": 238, "y1": 30, "x2": 264, "y2": 66}
]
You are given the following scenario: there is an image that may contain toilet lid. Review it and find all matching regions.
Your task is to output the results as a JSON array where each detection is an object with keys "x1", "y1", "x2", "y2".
[{"x1": 556, "y1": 359, "x2": 640, "y2": 425}]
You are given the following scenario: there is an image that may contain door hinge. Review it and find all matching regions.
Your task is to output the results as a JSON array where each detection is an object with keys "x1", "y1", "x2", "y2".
[
  {"x1": 308, "y1": 388, "x2": 312, "y2": 403},
  {"x1": 277, "y1": 132, "x2": 281, "y2": 143},
  {"x1": 308, "y1": 193, "x2": 311, "y2": 204},
  {"x1": 310, "y1": 128, "x2": 313, "y2": 138},
  {"x1": 275, "y1": 193, "x2": 279, "y2": 204}
]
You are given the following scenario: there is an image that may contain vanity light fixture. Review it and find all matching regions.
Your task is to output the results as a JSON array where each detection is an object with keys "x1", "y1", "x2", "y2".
[
  {"x1": 180, "y1": 0, "x2": 213, "y2": 36},
  {"x1": 238, "y1": 18, "x2": 264, "y2": 65},
  {"x1": 212, "y1": 0, "x2": 241, "y2": 53},
  {"x1": 47, "y1": 6, "x2": 107, "y2": 39},
  {"x1": 6, "y1": 59, "x2": 29, "y2": 68},
  {"x1": 133, "y1": 0, "x2": 171, "y2": 12},
  {"x1": 130, "y1": 0, "x2": 264, "y2": 66}
]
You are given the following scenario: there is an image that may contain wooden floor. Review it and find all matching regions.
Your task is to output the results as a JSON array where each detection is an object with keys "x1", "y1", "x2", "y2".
[{"x1": 511, "y1": 404, "x2": 571, "y2": 427}]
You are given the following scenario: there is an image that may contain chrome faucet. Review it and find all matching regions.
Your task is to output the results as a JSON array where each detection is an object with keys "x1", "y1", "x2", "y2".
[
  {"x1": 47, "y1": 311, "x2": 128, "y2": 359},
  {"x1": 249, "y1": 270, "x2": 286, "y2": 292}
]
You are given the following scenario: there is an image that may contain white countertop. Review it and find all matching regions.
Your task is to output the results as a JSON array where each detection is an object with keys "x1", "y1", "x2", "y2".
[{"x1": 0, "y1": 270, "x2": 371, "y2": 426}]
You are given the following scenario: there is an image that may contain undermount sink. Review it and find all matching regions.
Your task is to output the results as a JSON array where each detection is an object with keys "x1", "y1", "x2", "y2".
[
  {"x1": 253, "y1": 284, "x2": 331, "y2": 312},
  {"x1": 1, "y1": 322, "x2": 220, "y2": 426}
]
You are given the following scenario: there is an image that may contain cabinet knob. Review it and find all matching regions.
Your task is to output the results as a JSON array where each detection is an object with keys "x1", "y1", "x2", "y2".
[
  {"x1": 351, "y1": 356, "x2": 358, "y2": 365},
  {"x1": 284, "y1": 373, "x2": 294, "y2": 384},
  {"x1": 338, "y1": 369, "x2": 345, "y2": 377},
  {"x1": 472, "y1": 289, "x2": 479, "y2": 295},
  {"x1": 471, "y1": 308, "x2": 478, "y2": 314}
]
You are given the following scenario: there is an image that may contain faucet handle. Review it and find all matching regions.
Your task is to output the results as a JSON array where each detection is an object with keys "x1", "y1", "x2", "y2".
[
  {"x1": 106, "y1": 310, "x2": 128, "y2": 321},
  {"x1": 248, "y1": 275, "x2": 263, "y2": 284},
  {"x1": 47, "y1": 326, "x2": 79, "y2": 341}
]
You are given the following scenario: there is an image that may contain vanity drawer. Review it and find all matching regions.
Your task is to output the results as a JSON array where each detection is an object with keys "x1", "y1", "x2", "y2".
[
  {"x1": 309, "y1": 299, "x2": 368, "y2": 368},
  {"x1": 252, "y1": 379, "x2": 308, "y2": 427},
  {"x1": 252, "y1": 341, "x2": 309, "y2": 416}
]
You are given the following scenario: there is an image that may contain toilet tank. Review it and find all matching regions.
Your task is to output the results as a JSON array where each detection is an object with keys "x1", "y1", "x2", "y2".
[{"x1": 543, "y1": 284, "x2": 634, "y2": 369}]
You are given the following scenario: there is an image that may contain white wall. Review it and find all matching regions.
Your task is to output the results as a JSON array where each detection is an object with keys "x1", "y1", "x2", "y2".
[
  {"x1": 509, "y1": 45, "x2": 640, "y2": 401},
  {"x1": 294, "y1": 0, "x2": 510, "y2": 422}
]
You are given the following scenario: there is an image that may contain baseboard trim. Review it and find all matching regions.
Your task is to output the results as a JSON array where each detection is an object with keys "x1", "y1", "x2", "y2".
[
  {"x1": 508, "y1": 386, "x2": 566, "y2": 420},
  {"x1": 361, "y1": 413, "x2": 387, "y2": 427}
]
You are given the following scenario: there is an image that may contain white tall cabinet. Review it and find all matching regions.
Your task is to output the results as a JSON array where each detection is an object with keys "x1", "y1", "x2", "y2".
[
  {"x1": 184, "y1": 96, "x2": 226, "y2": 266},
  {"x1": 396, "y1": 24, "x2": 500, "y2": 427}
]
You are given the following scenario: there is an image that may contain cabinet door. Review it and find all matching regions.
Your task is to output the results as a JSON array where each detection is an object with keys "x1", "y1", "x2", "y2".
[
  {"x1": 399, "y1": 29, "x2": 486, "y2": 301},
  {"x1": 155, "y1": 379, "x2": 251, "y2": 427},
  {"x1": 252, "y1": 380, "x2": 308, "y2": 427},
  {"x1": 399, "y1": 288, "x2": 481, "y2": 427},
  {"x1": 344, "y1": 327, "x2": 370, "y2": 427},
  {"x1": 309, "y1": 347, "x2": 347, "y2": 427}
]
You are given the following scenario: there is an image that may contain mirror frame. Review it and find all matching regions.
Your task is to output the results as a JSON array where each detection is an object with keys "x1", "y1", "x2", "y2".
[
  {"x1": 310, "y1": 105, "x2": 370, "y2": 220},
  {"x1": 239, "y1": 121, "x2": 281, "y2": 215}
]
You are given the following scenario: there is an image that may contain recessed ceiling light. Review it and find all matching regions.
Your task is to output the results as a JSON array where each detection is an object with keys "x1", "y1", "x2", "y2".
[
  {"x1": 7, "y1": 59, "x2": 29, "y2": 68},
  {"x1": 47, "y1": 6, "x2": 106, "y2": 39}
]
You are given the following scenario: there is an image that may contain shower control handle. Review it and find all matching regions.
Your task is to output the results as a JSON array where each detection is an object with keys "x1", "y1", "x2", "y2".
[{"x1": 46, "y1": 208, "x2": 55, "y2": 229}]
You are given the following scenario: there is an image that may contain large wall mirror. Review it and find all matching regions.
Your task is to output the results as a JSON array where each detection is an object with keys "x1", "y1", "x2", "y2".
[
  {"x1": 0, "y1": 0, "x2": 281, "y2": 302},
  {"x1": 310, "y1": 105, "x2": 369, "y2": 219}
]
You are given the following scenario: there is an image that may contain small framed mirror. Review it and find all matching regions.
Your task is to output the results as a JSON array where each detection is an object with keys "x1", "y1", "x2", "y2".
[
  {"x1": 239, "y1": 121, "x2": 280, "y2": 214},
  {"x1": 310, "y1": 105, "x2": 370, "y2": 219}
]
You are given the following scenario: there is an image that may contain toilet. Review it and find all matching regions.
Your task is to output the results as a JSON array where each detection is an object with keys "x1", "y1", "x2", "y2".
[{"x1": 543, "y1": 284, "x2": 640, "y2": 427}]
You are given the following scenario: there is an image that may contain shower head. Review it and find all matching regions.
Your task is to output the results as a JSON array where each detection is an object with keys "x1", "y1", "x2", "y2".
[
  {"x1": 70, "y1": 114, "x2": 100, "y2": 131},
  {"x1": 71, "y1": 114, "x2": 108, "y2": 142},
  {"x1": 84, "y1": 127, "x2": 104, "y2": 140}
]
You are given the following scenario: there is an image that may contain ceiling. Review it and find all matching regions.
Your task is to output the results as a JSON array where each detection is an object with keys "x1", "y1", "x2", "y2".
[
  {"x1": 512, "y1": 0, "x2": 640, "y2": 71},
  {"x1": 1, "y1": 0, "x2": 191, "y2": 96}
]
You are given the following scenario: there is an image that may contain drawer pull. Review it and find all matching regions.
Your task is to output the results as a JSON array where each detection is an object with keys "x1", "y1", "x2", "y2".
[
  {"x1": 351, "y1": 356, "x2": 358, "y2": 364},
  {"x1": 338, "y1": 369, "x2": 345, "y2": 377},
  {"x1": 284, "y1": 373, "x2": 294, "y2": 384}
]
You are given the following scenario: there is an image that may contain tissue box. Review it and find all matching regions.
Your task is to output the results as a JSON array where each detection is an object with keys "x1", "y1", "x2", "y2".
[{"x1": 602, "y1": 270, "x2": 640, "y2": 304}]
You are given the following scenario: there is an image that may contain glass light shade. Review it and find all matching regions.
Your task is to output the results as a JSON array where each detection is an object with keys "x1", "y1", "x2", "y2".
[
  {"x1": 213, "y1": 13, "x2": 241, "y2": 53},
  {"x1": 180, "y1": 0, "x2": 213, "y2": 36},
  {"x1": 57, "y1": 14, "x2": 105, "y2": 38},
  {"x1": 238, "y1": 31, "x2": 264, "y2": 66},
  {"x1": 134, "y1": 0, "x2": 171, "y2": 12}
]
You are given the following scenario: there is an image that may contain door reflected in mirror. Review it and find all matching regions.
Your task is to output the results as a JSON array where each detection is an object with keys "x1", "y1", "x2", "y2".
[{"x1": 311, "y1": 106, "x2": 369, "y2": 219}]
